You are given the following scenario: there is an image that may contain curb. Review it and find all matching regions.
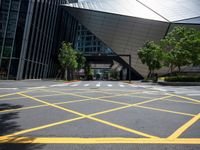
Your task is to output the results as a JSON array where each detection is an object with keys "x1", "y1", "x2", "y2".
[{"x1": 158, "y1": 81, "x2": 200, "y2": 86}]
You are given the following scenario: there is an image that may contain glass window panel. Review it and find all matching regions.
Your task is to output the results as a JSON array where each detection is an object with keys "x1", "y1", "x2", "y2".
[
  {"x1": 1, "y1": 0, "x2": 11, "y2": 10},
  {"x1": 9, "y1": 59, "x2": 19, "y2": 78},
  {"x1": 0, "y1": 58, "x2": 10, "y2": 78},
  {"x1": 3, "y1": 46, "x2": 12, "y2": 57},
  {"x1": 11, "y1": 0, "x2": 20, "y2": 11}
]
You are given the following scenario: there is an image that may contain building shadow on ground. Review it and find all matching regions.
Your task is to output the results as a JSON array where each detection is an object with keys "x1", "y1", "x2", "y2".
[{"x1": 0, "y1": 104, "x2": 45, "y2": 150}]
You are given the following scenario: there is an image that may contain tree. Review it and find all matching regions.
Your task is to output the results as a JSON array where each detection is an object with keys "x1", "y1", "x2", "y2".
[
  {"x1": 76, "y1": 51, "x2": 86, "y2": 79},
  {"x1": 179, "y1": 28, "x2": 200, "y2": 66},
  {"x1": 160, "y1": 26, "x2": 198, "y2": 73},
  {"x1": 84, "y1": 64, "x2": 93, "y2": 80},
  {"x1": 58, "y1": 42, "x2": 78, "y2": 80},
  {"x1": 138, "y1": 41, "x2": 163, "y2": 78}
]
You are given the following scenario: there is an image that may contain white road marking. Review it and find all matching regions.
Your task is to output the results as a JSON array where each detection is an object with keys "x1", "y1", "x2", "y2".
[
  {"x1": 152, "y1": 87, "x2": 167, "y2": 91},
  {"x1": 84, "y1": 84, "x2": 90, "y2": 87},
  {"x1": 107, "y1": 84, "x2": 112, "y2": 87},
  {"x1": 96, "y1": 82, "x2": 101, "y2": 87},
  {"x1": 27, "y1": 86, "x2": 47, "y2": 89},
  {"x1": 119, "y1": 84, "x2": 125, "y2": 87},
  {"x1": 70, "y1": 84, "x2": 79, "y2": 87},
  {"x1": 49, "y1": 84, "x2": 69, "y2": 87},
  {"x1": 0, "y1": 88, "x2": 18, "y2": 90}
]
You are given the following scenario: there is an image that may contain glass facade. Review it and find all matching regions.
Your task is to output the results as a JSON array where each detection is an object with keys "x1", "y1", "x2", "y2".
[
  {"x1": 75, "y1": 24, "x2": 114, "y2": 56},
  {"x1": 63, "y1": 0, "x2": 200, "y2": 77},
  {"x1": 0, "y1": 0, "x2": 69, "y2": 79},
  {"x1": 0, "y1": 0, "x2": 199, "y2": 79}
]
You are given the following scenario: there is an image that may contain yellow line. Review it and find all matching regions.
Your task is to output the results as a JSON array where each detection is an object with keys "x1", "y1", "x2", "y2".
[
  {"x1": 168, "y1": 93, "x2": 200, "y2": 103},
  {"x1": 42, "y1": 89, "x2": 143, "y2": 100},
  {"x1": 91, "y1": 90, "x2": 200, "y2": 106},
  {"x1": 165, "y1": 99, "x2": 200, "y2": 105},
  {"x1": 2, "y1": 117, "x2": 84, "y2": 137},
  {"x1": 0, "y1": 89, "x2": 40, "y2": 99},
  {"x1": 0, "y1": 91, "x2": 95, "y2": 102},
  {"x1": 0, "y1": 96, "x2": 25, "y2": 101},
  {"x1": 46, "y1": 89, "x2": 191, "y2": 117},
  {"x1": 136, "y1": 105, "x2": 195, "y2": 117},
  {"x1": 0, "y1": 137, "x2": 200, "y2": 144},
  {"x1": 17, "y1": 93, "x2": 158, "y2": 138},
  {"x1": 2, "y1": 95, "x2": 171, "y2": 138},
  {"x1": 0, "y1": 93, "x2": 19, "y2": 98},
  {"x1": 168, "y1": 113, "x2": 200, "y2": 140},
  {"x1": 0, "y1": 98, "x2": 93, "y2": 113},
  {"x1": 97, "y1": 97, "x2": 195, "y2": 117}
]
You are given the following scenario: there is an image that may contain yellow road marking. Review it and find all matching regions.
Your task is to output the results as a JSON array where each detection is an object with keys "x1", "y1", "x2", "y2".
[
  {"x1": 0, "y1": 96, "x2": 25, "y2": 101},
  {"x1": 1, "y1": 117, "x2": 84, "y2": 137},
  {"x1": 42, "y1": 89, "x2": 143, "y2": 100},
  {"x1": 0, "y1": 137, "x2": 200, "y2": 144},
  {"x1": 97, "y1": 90, "x2": 200, "y2": 105},
  {"x1": 0, "y1": 89, "x2": 41, "y2": 99},
  {"x1": 0, "y1": 91, "x2": 98, "y2": 101},
  {"x1": 0, "y1": 93, "x2": 19, "y2": 98},
  {"x1": 168, "y1": 113, "x2": 200, "y2": 140},
  {"x1": 0, "y1": 98, "x2": 93, "y2": 113},
  {"x1": 17, "y1": 93, "x2": 158, "y2": 138},
  {"x1": 136, "y1": 105, "x2": 195, "y2": 117},
  {"x1": 45, "y1": 89, "x2": 192, "y2": 117},
  {"x1": 97, "y1": 97, "x2": 195, "y2": 117},
  {"x1": 2, "y1": 95, "x2": 171, "y2": 138},
  {"x1": 165, "y1": 99, "x2": 200, "y2": 105},
  {"x1": 168, "y1": 93, "x2": 200, "y2": 103}
]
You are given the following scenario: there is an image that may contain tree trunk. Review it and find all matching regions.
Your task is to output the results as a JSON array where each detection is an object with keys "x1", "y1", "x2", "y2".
[
  {"x1": 147, "y1": 69, "x2": 152, "y2": 78},
  {"x1": 77, "y1": 69, "x2": 80, "y2": 80},
  {"x1": 178, "y1": 66, "x2": 181, "y2": 73},
  {"x1": 64, "y1": 69, "x2": 68, "y2": 80}
]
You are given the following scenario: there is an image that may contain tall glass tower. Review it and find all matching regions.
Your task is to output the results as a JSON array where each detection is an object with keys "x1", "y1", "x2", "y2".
[{"x1": 0, "y1": 0, "x2": 71, "y2": 79}]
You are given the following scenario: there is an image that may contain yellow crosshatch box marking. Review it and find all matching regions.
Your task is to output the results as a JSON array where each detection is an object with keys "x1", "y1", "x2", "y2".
[{"x1": 0, "y1": 88, "x2": 200, "y2": 144}]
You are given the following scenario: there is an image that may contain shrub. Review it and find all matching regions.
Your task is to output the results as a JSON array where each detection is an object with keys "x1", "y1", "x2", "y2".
[{"x1": 164, "y1": 76, "x2": 200, "y2": 82}]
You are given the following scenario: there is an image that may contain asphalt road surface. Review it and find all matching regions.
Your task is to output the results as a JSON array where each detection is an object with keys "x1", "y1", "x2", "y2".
[{"x1": 0, "y1": 80, "x2": 200, "y2": 150}]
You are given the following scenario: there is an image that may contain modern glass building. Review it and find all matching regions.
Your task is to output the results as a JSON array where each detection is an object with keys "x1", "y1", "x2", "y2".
[
  {"x1": 62, "y1": 0, "x2": 200, "y2": 78},
  {"x1": 0, "y1": 0, "x2": 76, "y2": 80},
  {"x1": 0, "y1": 0, "x2": 200, "y2": 80}
]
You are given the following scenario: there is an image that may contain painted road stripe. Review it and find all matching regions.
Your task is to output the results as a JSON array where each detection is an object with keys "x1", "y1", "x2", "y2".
[
  {"x1": 168, "y1": 93, "x2": 200, "y2": 103},
  {"x1": 96, "y1": 82, "x2": 101, "y2": 87},
  {"x1": 0, "y1": 88, "x2": 18, "y2": 90},
  {"x1": 70, "y1": 84, "x2": 79, "y2": 87},
  {"x1": 107, "y1": 84, "x2": 112, "y2": 87},
  {"x1": 84, "y1": 84, "x2": 89, "y2": 87},
  {"x1": 119, "y1": 84, "x2": 125, "y2": 87},
  {"x1": 1, "y1": 94, "x2": 170, "y2": 139},
  {"x1": 49, "y1": 84, "x2": 67, "y2": 87},
  {"x1": 16, "y1": 93, "x2": 157, "y2": 138},
  {"x1": 168, "y1": 113, "x2": 200, "y2": 139},
  {"x1": 27, "y1": 86, "x2": 47, "y2": 89},
  {"x1": 0, "y1": 137, "x2": 200, "y2": 144}
]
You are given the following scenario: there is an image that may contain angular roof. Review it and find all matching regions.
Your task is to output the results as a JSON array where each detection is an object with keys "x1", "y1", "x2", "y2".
[{"x1": 63, "y1": 0, "x2": 200, "y2": 23}]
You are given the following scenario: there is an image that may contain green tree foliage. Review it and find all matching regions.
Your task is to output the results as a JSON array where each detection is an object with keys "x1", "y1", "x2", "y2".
[
  {"x1": 76, "y1": 51, "x2": 86, "y2": 79},
  {"x1": 138, "y1": 26, "x2": 200, "y2": 77},
  {"x1": 84, "y1": 64, "x2": 93, "y2": 80},
  {"x1": 161, "y1": 27, "x2": 193, "y2": 73},
  {"x1": 179, "y1": 28, "x2": 200, "y2": 66},
  {"x1": 76, "y1": 51, "x2": 86, "y2": 70},
  {"x1": 58, "y1": 42, "x2": 78, "y2": 80},
  {"x1": 138, "y1": 41, "x2": 163, "y2": 77}
]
